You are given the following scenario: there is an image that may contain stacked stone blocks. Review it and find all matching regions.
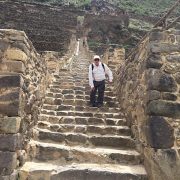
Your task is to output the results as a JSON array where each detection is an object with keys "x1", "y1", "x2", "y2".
[
  {"x1": 113, "y1": 29, "x2": 180, "y2": 180},
  {"x1": 0, "y1": 29, "x2": 48, "y2": 179}
]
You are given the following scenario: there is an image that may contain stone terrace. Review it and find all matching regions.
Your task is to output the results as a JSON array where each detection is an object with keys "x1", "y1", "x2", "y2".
[{"x1": 0, "y1": 0, "x2": 83, "y2": 53}]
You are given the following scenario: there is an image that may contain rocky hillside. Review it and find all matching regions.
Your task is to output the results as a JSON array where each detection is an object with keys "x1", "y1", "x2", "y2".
[
  {"x1": 1, "y1": 0, "x2": 179, "y2": 55},
  {"x1": 24, "y1": 0, "x2": 179, "y2": 17},
  {"x1": 0, "y1": 0, "x2": 83, "y2": 53}
]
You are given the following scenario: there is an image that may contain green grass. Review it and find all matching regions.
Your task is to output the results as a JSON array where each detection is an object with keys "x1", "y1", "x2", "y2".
[
  {"x1": 113, "y1": 0, "x2": 178, "y2": 16},
  {"x1": 24, "y1": 0, "x2": 179, "y2": 17}
]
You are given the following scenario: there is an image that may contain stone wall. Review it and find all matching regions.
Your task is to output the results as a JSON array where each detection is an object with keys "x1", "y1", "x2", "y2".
[
  {"x1": 0, "y1": 29, "x2": 78, "y2": 179},
  {"x1": 113, "y1": 29, "x2": 180, "y2": 180},
  {"x1": 0, "y1": 29, "x2": 50, "y2": 179}
]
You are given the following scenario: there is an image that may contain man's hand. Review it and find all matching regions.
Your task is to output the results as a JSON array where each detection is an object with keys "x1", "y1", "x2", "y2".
[{"x1": 91, "y1": 87, "x2": 95, "y2": 91}]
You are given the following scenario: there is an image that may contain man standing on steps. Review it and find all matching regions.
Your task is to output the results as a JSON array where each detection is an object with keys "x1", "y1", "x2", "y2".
[{"x1": 89, "y1": 55, "x2": 113, "y2": 107}]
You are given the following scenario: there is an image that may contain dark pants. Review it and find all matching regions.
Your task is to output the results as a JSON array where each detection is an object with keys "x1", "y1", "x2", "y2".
[{"x1": 90, "y1": 80, "x2": 105, "y2": 105}]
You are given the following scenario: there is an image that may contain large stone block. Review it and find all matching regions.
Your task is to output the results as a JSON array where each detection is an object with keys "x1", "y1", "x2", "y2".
[
  {"x1": 162, "y1": 92, "x2": 177, "y2": 101},
  {"x1": 4, "y1": 48, "x2": 28, "y2": 64},
  {"x1": 146, "y1": 53, "x2": 163, "y2": 69},
  {"x1": 11, "y1": 41, "x2": 30, "y2": 56},
  {"x1": 144, "y1": 148, "x2": 180, "y2": 180},
  {"x1": 147, "y1": 100, "x2": 180, "y2": 118},
  {"x1": 0, "y1": 101, "x2": 21, "y2": 117},
  {"x1": 0, "y1": 151, "x2": 17, "y2": 176},
  {"x1": 0, "y1": 117, "x2": 21, "y2": 134},
  {"x1": 0, "y1": 75, "x2": 24, "y2": 88},
  {"x1": 149, "y1": 31, "x2": 168, "y2": 42},
  {"x1": 146, "y1": 90, "x2": 161, "y2": 102},
  {"x1": 0, "y1": 134, "x2": 22, "y2": 151},
  {"x1": 147, "y1": 69, "x2": 177, "y2": 92},
  {"x1": 0, "y1": 89, "x2": 20, "y2": 101},
  {"x1": 166, "y1": 55, "x2": 180, "y2": 63},
  {"x1": 0, "y1": 40, "x2": 9, "y2": 52},
  {"x1": 146, "y1": 116, "x2": 174, "y2": 148},
  {"x1": 0, "y1": 172, "x2": 17, "y2": 180},
  {"x1": 0, "y1": 61, "x2": 25, "y2": 73},
  {"x1": 0, "y1": 88, "x2": 24, "y2": 116}
]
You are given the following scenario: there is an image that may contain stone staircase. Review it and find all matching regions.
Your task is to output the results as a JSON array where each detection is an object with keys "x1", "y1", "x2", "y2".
[{"x1": 19, "y1": 47, "x2": 147, "y2": 179}]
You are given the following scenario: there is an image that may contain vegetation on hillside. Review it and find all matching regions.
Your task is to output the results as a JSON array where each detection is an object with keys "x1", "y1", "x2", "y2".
[
  {"x1": 24, "y1": 0, "x2": 179, "y2": 17},
  {"x1": 112, "y1": 0, "x2": 178, "y2": 16}
]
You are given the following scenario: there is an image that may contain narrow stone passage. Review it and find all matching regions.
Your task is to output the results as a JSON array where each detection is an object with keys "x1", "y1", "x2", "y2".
[{"x1": 19, "y1": 42, "x2": 147, "y2": 180}]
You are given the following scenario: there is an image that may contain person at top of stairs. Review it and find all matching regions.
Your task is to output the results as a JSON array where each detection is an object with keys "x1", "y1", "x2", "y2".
[{"x1": 89, "y1": 55, "x2": 113, "y2": 108}]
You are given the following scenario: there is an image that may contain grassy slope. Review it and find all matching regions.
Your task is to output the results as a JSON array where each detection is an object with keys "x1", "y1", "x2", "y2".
[
  {"x1": 24, "y1": 0, "x2": 178, "y2": 16},
  {"x1": 112, "y1": 0, "x2": 177, "y2": 16}
]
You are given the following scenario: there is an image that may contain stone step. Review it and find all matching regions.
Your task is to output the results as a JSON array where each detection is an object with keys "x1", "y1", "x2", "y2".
[
  {"x1": 50, "y1": 85, "x2": 86, "y2": 91},
  {"x1": 45, "y1": 94, "x2": 118, "y2": 103},
  {"x1": 41, "y1": 104, "x2": 121, "y2": 113},
  {"x1": 51, "y1": 81, "x2": 114, "y2": 90},
  {"x1": 44, "y1": 97, "x2": 62, "y2": 105},
  {"x1": 44, "y1": 98, "x2": 120, "y2": 108},
  {"x1": 19, "y1": 162, "x2": 147, "y2": 180},
  {"x1": 37, "y1": 121, "x2": 130, "y2": 136},
  {"x1": 39, "y1": 115, "x2": 127, "y2": 126},
  {"x1": 42, "y1": 104, "x2": 74, "y2": 111},
  {"x1": 46, "y1": 92, "x2": 63, "y2": 98},
  {"x1": 31, "y1": 141, "x2": 141, "y2": 165},
  {"x1": 34, "y1": 128, "x2": 135, "y2": 148},
  {"x1": 40, "y1": 110, "x2": 123, "y2": 119}
]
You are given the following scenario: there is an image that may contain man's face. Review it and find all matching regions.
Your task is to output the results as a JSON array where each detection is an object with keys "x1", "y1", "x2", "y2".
[{"x1": 94, "y1": 58, "x2": 100, "y2": 66}]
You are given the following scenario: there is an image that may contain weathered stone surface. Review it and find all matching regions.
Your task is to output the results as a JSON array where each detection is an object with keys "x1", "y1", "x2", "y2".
[
  {"x1": 0, "y1": 134, "x2": 22, "y2": 151},
  {"x1": 0, "y1": 75, "x2": 24, "y2": 88},
  {"x1": 90, "y1": 136, "x2": 135, "y2": 148},
  {"x1": 174, "y1": 72, "x2": 180, "y2": 84},
  {"x1": 54, "y1": 99, "x2": 62, "y2": 105},
  {"x1": 147, "y1": 69, "x2": 177, "y2": 92},
  {"x1": 149, "y1": 31, "x2": 168, "y2": 42},
  {"x1": 146, "y1": 90, "x2": 161, "y2": 102},
  {"x1": 66, "y1": 133, "x2": 87, "y2": 144},
  {"x1": 0, "y1": 60, "x2": 25, "y2": 73},
  {"x1": 0, "y1": 40, "x2": 9, "y2": 54},
  {"x1": 162, "y1": 92, "x2": 177, "y2": 101},
  {"x1": 147, "y1": 100, "x2": 180, "y2": 118},
  {"x1": 164, "y1": 63, "x2": 180, "y2": 74},
  {"x1": 146, "y1": 54, "x2": 163, "y2": 69},
  {"x1": 0, "y1": 117, "x2": 21, "y2": 134},
  {"x1": 0, "y1": 101, "x2": 21, "y2": 117},
  {"x1": 166, "y1": 55, "x2": 180, "y2": 63},
  {"x1": 0, "y1": 89, "x2": 20, "y2": 101},
  {"x1": 0, "y1": 171, "x2": 17, "y2": 180},
  {"x1": 11, "y1": 41, "x2": 30, "y2": 56},
  {"x1": 146, "y1": 116, "x2": 174, "y2": 148},
  {"x1": 4, "y1": 48, "x2": 28, "y2": 63},
  {"x1": 36, "y1": 145, "x2": 69, "y2": 161},
  {"x1": 150, "y1": 43, "x2": 180, "y2": 53},
  {"x1": 0, "y1": 88, "x2": 24, "y2": 116},
  {"x1": 38, "y1": 131, "x2": 65, "y2": 143},
  {"x1": 0, "y1": 151, "x2": 17, "y2": 176},
  {"x1": 144, "y1": 148, "x2": 180, "y2": 180}
]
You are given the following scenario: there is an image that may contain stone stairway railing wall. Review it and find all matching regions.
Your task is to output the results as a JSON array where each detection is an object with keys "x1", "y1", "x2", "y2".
[
  {"x1": 0, "y1": 29, "x2": 49, "y2": 179},
  {"x1": 105, "y1": 29, "x2": 180, "y2": 180},
  {"x1": 0, "y1": 29, "x2": 77, "y2": 179}
]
